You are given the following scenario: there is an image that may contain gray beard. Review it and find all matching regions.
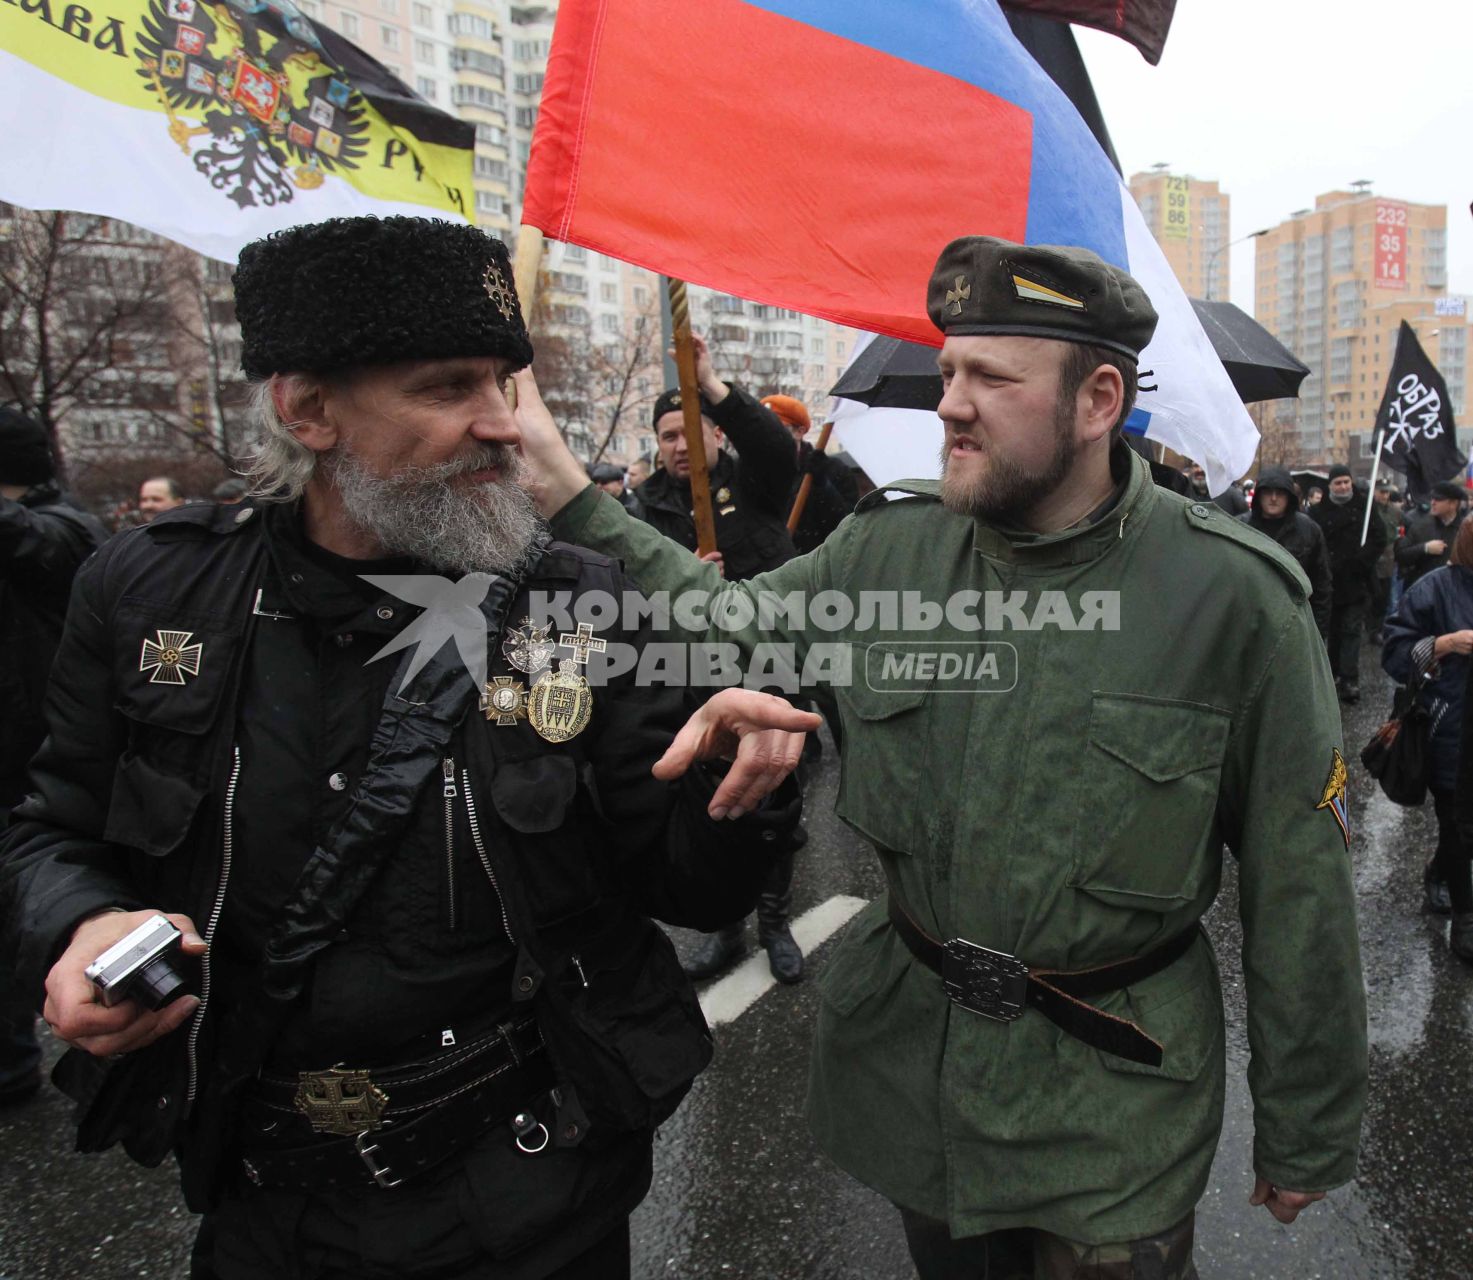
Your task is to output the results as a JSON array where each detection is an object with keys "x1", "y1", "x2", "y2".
[
  {"x1": 938, "y1": 399, "x2": 1077, "y2": 523},
  {"x1": 328, "y1": 442, "x2": 542, "y2": 575}
]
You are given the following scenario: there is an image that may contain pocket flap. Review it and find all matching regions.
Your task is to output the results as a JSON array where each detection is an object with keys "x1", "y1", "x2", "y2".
[
  {"x1": 843, "y1": 644, "x2": 931, "y2": 721},
  {"x1": 104, "y1": 752, "x2": 207, "y2": 857},
  {"x1": 113, "y1": 598, "x2": 241, "y2": 736},
  {"x1": 490, "y1": 754, "x2": 578, "y2": 833},
  {"x1": 1089, "y1": 694, "x2": 1230, "y2": 782}
]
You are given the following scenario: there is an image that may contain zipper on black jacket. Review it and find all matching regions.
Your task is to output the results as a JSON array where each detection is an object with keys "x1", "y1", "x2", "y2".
[
  {"x1": 442, "y1": 757, "x2": 458, "y2": 931},
  {"x1": 461, "y1": 768, "x2": 516, "y2": 945},
  {"x1": 187, "y1": 744, "x2": 240, "y2": 1110}
]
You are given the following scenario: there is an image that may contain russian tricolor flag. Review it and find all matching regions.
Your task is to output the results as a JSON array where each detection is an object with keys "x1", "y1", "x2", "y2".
[{"x1": 524, "y1": 0, "x2": 1257, "y2": 492}]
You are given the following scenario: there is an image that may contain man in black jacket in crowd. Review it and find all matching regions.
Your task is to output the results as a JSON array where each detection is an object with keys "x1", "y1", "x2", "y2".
[
  {"x1": 760, "y1": 393, "x2": 858, "y2": 556},
  {"x1": 1240, "y1": 464, "x2": 1332, "y2": 643},
  {"x1": 1395, "y1": 480, "x2": 1467, "y2": 590},
  {"x1": 637, "y1": 338, "x2": 809, "y2": 985},
  {"x1": 0, "y1": 218, "x2": 810, "y2": 1280},
  {"x1": 1310, "y1": 463, "x2": 1389, "y2": 703},
  {"x1": 0, "y1": 406, "x2": 106, "y2": 1105}
]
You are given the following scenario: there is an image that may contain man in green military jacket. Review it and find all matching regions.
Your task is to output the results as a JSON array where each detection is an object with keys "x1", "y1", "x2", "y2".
[{"x1": 512, "y1": 237, "x2": 1367, "y2": 1279}]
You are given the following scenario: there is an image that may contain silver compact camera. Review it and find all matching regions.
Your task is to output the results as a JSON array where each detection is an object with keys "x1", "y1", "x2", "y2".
[{"x1": 83, "y1": 914, "x2": 188, "y2": 1009}]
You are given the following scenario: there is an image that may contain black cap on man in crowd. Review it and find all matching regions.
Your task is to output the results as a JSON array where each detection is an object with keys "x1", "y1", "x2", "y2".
[{"x1": 0, "y1": 405, "x2": 54, "y2": 487}]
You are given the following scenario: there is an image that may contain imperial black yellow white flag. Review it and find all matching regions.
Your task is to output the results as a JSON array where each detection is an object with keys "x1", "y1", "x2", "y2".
[{"x1": 0, "y1": 0, "x2": 473, "y2": 261}]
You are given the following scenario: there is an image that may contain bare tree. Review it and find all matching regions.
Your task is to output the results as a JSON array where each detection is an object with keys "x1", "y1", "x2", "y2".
[
  {"x1": 0, "y1": 205, "x2": 250, "y2": 492},
  {"x1": 0, "y1": 204, "x2": 173, "y2": 482},
  {"x1": 588, "y1": 298, "x2": 662, "y2": 465}
]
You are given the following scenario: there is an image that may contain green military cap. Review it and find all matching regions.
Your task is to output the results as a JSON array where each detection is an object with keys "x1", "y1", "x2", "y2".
[{"x1": 925, "y1": 236, "x2": 1158, "y2": 361}]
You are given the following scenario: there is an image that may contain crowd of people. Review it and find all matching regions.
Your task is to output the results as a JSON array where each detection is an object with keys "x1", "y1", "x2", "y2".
[{"x1": 0, "y1": 215, "x2": 1465, "y2": 1279}]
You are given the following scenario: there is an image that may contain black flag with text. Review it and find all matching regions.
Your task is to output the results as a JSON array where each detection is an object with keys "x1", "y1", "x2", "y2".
[{"x1": 1372, "y1": 321, "x2": 1466, "y2": 503}]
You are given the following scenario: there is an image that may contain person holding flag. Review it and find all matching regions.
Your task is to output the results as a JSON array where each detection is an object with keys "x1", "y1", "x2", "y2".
[{"x1": 515, "y1": 234, "x2": 1367, "y2": 1279}]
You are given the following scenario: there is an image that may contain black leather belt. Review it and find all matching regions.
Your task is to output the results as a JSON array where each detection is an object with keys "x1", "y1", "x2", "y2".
[
  {"x1": 237, "y1": 1017, "x2": 551, "y2": 1192},
  {"x1": 887, "y1": 895, "x2": 1198, "y2": 1068}
]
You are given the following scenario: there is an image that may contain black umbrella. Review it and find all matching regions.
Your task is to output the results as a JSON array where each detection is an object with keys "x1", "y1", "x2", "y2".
[
  {"x1": 828, "y1": 335, "x2": 943, "y2": 409},
  {"x1": 1188, "y1": 299, "x2": 1310, "y2": 404},
  {"x1": 830, "y1": 302, "x2": 1311, "y2": 410}
]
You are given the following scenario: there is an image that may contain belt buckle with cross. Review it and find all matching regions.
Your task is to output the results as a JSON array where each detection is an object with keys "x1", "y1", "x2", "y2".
[
  {"x1": 293, "y1": 1065, "x2": 389, "y2": 1137},
  {"x1": 558, "y1": 622, "x2": 607, "y2": 667}
]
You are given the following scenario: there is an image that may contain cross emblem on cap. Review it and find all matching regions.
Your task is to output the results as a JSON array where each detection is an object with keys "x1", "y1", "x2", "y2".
[
  {"x1": 945, "y1": 275, "x2": 971, "y2": 316},
  {"x1": 558, "y1": 623, "x2": 607, "y2": 667},
  {"x1": 483, "y1": 263, "x2": 516, "y2": 322}
]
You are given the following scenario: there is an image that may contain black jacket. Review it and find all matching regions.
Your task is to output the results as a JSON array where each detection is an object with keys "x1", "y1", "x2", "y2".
[
  {"x1": 1383, "y1": 565, "x2": 1473, "y2": 793},
  {"x1": 0, "y1": 485, "x2": 106, "y2": 809},
  {"x1": 1309, "y1": 488, "x2": 1389, "y2": 607},
  {"x1": 788, "y1": 443, "x2": 859, "y2": 556},
  {"x1": 1395, "y1": 507, "x2": 1466, "y2": 588},
  {"x1": 1240, "y1": 468, "x2": 1333, "y2": 641},
  {"x1": 638, "y1": 384, "x2": 797, "y2": 580},
  {"x1": 0, "y1": 501, "x2": 794, "y2": 1239}
]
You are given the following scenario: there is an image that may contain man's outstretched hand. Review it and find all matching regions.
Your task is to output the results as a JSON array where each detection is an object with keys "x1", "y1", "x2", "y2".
[
  {"x1": 1249, "y1": 1178, "x2": 1325, "y2": 1225},
  {"x1": 653, "y1": 688, "x2": 821, "y2": 819}
]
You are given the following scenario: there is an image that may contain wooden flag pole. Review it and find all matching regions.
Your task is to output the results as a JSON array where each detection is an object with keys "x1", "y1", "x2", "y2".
[
  {"x1": 786, "y1": 419, "x2": 834, "y2": 533},
  {"x1": 666, "y1": 277, "x2": 718, "y2": 556},
  {"x1": 505, "y1": 226, "x2": 546, "y2": 412}
]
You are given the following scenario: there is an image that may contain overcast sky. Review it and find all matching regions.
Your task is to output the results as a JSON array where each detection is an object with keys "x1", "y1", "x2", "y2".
[{"x1": 1077, "y1": 0, "x2": 1469, "y2": 316}]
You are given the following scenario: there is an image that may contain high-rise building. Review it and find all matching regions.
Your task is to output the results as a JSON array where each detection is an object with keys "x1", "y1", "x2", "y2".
[
  {"x1": 1255, "y1": 188, "x2": 1453, "y2": 464},
  {"x1": 1127, "y1": 168, "x2": 1231, "y2": 299}
]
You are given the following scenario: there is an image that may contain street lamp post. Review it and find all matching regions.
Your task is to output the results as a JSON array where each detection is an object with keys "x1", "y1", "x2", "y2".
[{"x1": 1206, "y1": 228, "x2": 1269, "y2": 302}]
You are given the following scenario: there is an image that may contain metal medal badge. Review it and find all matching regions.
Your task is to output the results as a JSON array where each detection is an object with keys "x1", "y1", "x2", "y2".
[
  {"x1": 527, "y1": 625, "x2": 605, "y2": 744},
  {"x1": 481, "y1": 675, "x2": 527, "y2": 726},
  {"x1": 139, "y1": 630, "x2": 204, "y2": 685},
  {"x1": 501, "y1": 618, "x2": 556, "y2": 675},
  {"x1": 1316, "y1": 748, "x2": 1351, "y2": 848}
]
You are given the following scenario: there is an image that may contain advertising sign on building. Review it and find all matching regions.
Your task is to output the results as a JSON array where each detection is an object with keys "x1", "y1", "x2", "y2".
[
  {"x1": 1374, "y1": 201, "x2": 1408, "y2": 290},
  {"x1": 1163, "y1": 175, "x2": 1190, "y2": 240},
  {"x1": 1434, "y1": 296, "x2": 1467, "y2": 317}
]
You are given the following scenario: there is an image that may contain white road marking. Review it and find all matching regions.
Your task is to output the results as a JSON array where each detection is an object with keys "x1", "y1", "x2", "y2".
[{"x1": 697, "y1": 894, "x2": 868, "y2": 1027}]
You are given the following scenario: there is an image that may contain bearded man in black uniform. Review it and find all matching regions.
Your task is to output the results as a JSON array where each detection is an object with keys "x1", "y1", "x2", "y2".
[{"x1": 0, "y1": 217, "x2": 810, "y2": 1280}]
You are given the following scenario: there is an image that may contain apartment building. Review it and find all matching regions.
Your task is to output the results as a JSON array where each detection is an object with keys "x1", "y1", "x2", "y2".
[
  {"x1": 1128, "y1": 168, "x2": 1231, "y2": 299},
  {"x1": 1255, "y1": 188, "x2": 1453, "y2": 463}
]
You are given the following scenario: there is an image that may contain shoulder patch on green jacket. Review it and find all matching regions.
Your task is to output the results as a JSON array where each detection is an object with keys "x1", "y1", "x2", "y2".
[
  {"x1": 1182, "y1": 500, "x2": 1310, "y2": 599},
  {"x1": 856, "y1": 478, "x2": 941, "y2": 514}
]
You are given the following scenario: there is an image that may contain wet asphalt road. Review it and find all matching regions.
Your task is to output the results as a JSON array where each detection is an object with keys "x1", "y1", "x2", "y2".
[{"x1": 2, "y1": 639, "x2": 1471, "y2": 1280}]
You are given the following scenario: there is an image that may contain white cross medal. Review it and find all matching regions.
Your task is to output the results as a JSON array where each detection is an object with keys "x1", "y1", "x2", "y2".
[{"x1": 139, "y1": 630, "x2": 204, "y2": 686}]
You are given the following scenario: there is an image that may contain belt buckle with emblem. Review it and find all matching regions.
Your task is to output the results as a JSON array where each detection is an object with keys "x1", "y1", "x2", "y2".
[
  {"x1": 293, "y1": 1065, "x2": 389, "y2": 1136},
  {"x1": 941, "y1": 938, "x2": 1029, "y2": 1022}
]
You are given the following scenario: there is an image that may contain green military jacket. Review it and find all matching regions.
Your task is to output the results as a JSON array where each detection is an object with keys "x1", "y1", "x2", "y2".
[{"x1": 550, "y1": 448, "x2": 1367, "y2": 1244}]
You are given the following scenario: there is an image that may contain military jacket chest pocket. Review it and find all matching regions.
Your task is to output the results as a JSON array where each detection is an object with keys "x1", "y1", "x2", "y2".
[
  {"x1": 105, "y1": 596, "x2": 242, "y2": 857},
  {"x1": 833, "y1": 643, "x2": 933, "y2": 854},
  {"x1": 1068, "y1": 693, "x2": 1231, "y2": 910}
]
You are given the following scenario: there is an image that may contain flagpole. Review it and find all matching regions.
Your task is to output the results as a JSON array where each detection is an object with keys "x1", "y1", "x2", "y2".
[
  {"x1": 786, "y1": 419, "x2": 834, "y2": 533},
  {"x1": 504, "y1": 225, "x2": 546, "y2": 414},
  {"x1": 665, "y1": 278, "x2": 718, "y2": 557},
  {"x1": 1360, "y1": 426, "x2": 1385, "y2": 548}
]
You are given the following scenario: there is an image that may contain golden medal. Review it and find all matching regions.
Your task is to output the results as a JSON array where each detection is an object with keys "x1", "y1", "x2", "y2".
[{"x1": 527, "y1": 660, "x2": 593, "y2": 744}]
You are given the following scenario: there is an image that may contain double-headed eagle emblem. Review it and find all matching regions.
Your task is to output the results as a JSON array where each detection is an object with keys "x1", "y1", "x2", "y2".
[{"x1": 135, "y1": 0, "x2": 367, "y2": 208}]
